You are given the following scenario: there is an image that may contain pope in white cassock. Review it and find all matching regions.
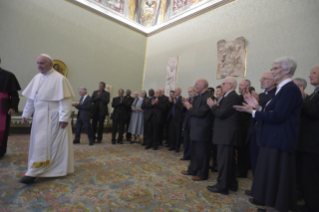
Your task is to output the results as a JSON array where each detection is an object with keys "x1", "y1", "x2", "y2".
[{"x1": 20, "y1": 54, "x2": 75, "y2": 184}]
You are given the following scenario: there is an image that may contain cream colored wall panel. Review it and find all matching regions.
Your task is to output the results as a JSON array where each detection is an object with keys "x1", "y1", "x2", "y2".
[
  {"x1": 144, "y1": 0, "x2": 319, "y2": 95},
  {"x1": 0, "y1": 0, "x2": 146, "y2": 111}
]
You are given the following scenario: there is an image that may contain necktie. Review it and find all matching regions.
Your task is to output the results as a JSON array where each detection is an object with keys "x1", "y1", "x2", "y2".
[
  {"x1": 310, "y1": 90, "x2": 317, "y2": 100},
  {"x1": 80, "y1": 97, "x2": 84, "y2": 104}
]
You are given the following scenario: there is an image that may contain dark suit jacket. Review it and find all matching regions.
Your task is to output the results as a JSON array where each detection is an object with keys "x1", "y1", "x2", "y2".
[
  {"x1": 111, "y1": 96, "x2": 131, "y2": 121},
  {"x1": 211, "y1": 90, "x2": 241, "y2": 146},
  {"x1": 167, "y1": 96, "x2": 185, "y2": 123},
  {"x1": 298, "y1": 90, "x2": 319, "y2": 154},
  {"x1": 76, "y1": 95, "x2": 93, "y2": 121},
  {"x1": 246, "y1": 88, "x2": 277, "y2": 145},
  {"x1": 92, "y1": 90, "x2": 110, "y2": 116},
  {"x1": 124, "y1": 96, "x2": 135, "y2": 113},
  {"x1": 189, "y1": 90, "x2": 214, "y2": 142},
  {"x1": 255, "y1": 81, "x2": 303, "y2": 153},
  {"x1": 151, "y1": 97, "x2": 167, "y2": 124},
  {"x1": 183, "y1": 96, "x2": 197, "y2": 130},
  {"x1": 142, "y1": 96, "x2": 154, "y2": 122}
]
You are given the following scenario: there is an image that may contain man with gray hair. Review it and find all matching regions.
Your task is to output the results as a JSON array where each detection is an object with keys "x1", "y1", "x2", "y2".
[
  {"x1": 206, "y1": 77, "x2": 241, "y2": 195},
  {"x1": 293, "y1": 78, "x2": 308, "y2": 100},
  {"x1": 21, "y1": 54, "x2": 75, "y2": 184},
  {"x1": 72, "y1": 87, "x2": 94, "y2": 146}
]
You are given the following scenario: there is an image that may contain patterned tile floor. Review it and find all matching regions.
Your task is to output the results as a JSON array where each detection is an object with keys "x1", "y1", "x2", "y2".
[{"x1": 0, "y1": 133, "x2": 262, "y2": 212}]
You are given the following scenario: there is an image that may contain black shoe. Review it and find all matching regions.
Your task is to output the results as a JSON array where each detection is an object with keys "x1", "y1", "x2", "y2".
[
  {"x1": 168, "y1": 147, "x2": 174, "y2": 151},
  {"x1": 73, "y1": 140, "x2": 80, "y2": 144},
  {"x1": 153, "y1": 147, "x2": 158, "y2": 150},
  {"x1": 175, "y1": 149, "x2": 179, "y2": 153},
  {"x1": 245, "y1": 190, "x2": 251, "y2": 196},
  {"x1": 249, "y1": 198, "x2": 265, "y2": 206},
  {"x1": 236, "y1": 172, "x2": 247, "y2": 178},
  {"x1": 89, "y1": 142, "x2": 94, "y2": 146},
  {"x1": 145, "y1": 146, "x2": 151, "y2": 149},
  {"x1": 165, "y1": 144, "x2": 170, "y2": 147},
  {"x1": 118, "y1": 141, "x2": 123, "y2": 144},
  {"x1": 210, "y1": 167, "x2": 218, "y2": 172},
  {"x1": 112, "y1": 142, "x2": 116, "y2": 145},
  {"x1": 257, "y1": 209, "x2": 267, "y2": 212},
  {"x1": 229, "y1": 184, "x2": 238, "y2": 192},
  {"x1": 207, "y1": 185, "x2": 228, "y2": 195},
  {"x1": 97, "y1": 139, "x2": 101, "y2": 143},
  {"x1": 180, "y1": 157, "x2": 190, "y2": 161},
  {"x1": 19, "y1": 176, "x2": 36, "y2": 184},
  {"x1": 141, "y1": 143, "x2": 146, "y2": 146}
]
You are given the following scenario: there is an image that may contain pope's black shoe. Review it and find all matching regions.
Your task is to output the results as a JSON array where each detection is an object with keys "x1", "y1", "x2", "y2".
[
  {"x1": 249, "y1": 198, "x2": 265, "y2": 206},
  {"x1": 19, "y1": 176, "x2": 36, "y2": 184}
]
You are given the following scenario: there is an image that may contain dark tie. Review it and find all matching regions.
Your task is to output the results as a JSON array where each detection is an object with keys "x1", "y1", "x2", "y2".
[
  {"x1": 80, "y1": 97, "x2": 84, "y2": 104},
  {"x1": 190, "y1": 98, "x2": 194, "y2": 104},
  {"x1": 172, "y1": 97, "x2": 178, "y2": 116},
  {"x1": 310, "y1": 90, "x2": 317, "y2": 100}
]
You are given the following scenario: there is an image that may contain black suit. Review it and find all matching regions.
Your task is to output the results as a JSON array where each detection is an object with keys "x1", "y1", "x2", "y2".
[
  {"x1": 124, "y1": 96, "x2": 134, "y2": 140},
  {"x1": 211, "y1": 90, "x2": 241, "y2": 191},
  {"x1": 167, "y1": 96, "x2": 185, "y2": 151},
  {"x1": 160, "y1": 95, "x2": 170, "y2": 145},
  {"x1": 297, "y1": 90, "x2": 319, "y2": 211},
  {"x1": 182, "y1": 96, "x2": 196, "y2": 159},
  {"x1": 148, "y1": 97, "x2": 166, "y2": 149},
  {"x1": 187, "y1": 90, "x2": 214, "y2": 180},
  {"x1": 142, "y1": 96, "x2": 154, "y2": 146},
  {"x1": 111, "y1": 96, "x2": 131, "y2": 143},
  {"x1": 74, "y1": 95, "x2": 94, "y2": 143},
  {"x1": 92, "y1": 90, "x2": 110, "y2": 141},
  {"x1": 236, "y1": 95, "x2": 252, "y2": 177}
]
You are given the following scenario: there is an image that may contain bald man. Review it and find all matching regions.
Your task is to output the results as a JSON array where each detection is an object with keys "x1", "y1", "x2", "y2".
[
  {"x1": 167, "y1": 87, "x2": 185, "y2": 152},
  {"x1": 297, "y1": 66, "x2": 319, "y2": 212},
  {"x1": 21, "y1": 54, "x2": 75, "y2": 184},
  {"x1": 182, "y1": 79, "x2": 213, "y2": 181}
]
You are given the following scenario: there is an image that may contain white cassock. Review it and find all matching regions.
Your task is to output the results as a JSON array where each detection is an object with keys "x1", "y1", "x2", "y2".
[{"x1": 22, "y1": 69, "x2": 75, "y2": 177}]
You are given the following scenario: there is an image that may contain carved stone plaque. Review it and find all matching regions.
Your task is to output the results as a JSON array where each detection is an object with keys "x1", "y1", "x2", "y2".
[{"x1": 217, "y1": 37, "x2": 246, "y2": 79}]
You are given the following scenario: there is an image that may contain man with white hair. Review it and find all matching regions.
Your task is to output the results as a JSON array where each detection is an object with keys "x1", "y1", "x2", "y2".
[
  {"x1": 206, "y1": 77, "x2": 241, "y2": 195},
  {"x1": 72, "y1": 87, "x2": 94, "y2": 146},
  {"x1": 21, "y1": 54, "x2": 75, "y2": 184}
]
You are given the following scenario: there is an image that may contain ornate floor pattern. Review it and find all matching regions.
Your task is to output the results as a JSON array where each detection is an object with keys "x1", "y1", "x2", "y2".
[{"x1": 0, "y1": 134, "x2": 261, "y2": 212}]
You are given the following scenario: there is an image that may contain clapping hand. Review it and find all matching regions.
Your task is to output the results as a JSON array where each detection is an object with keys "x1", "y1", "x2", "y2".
[
  {"x1": 72, "y1": 103, "x2": 79, "y2": 107},
  {"x1": 206, "y1": 98, "x2": 217, "y2": 108},
  {"x1": 97, "y1": 91, "x2": 102, "y2": 98},
  {"x1": 243, "y1": 88, "x2": 260, "y2": 109},
  {"x1": 182, "y1": 97, "x2": 192, "y2": 110},
  {"x1": 8, "y1": 108, "x2": 15, "y2": 115},
  {"x1": 59, "y1": 122, "x2": 68, "y2": 129},
  {"x1": 233, "y1": 103, "x2": 254, "y2": 114}
]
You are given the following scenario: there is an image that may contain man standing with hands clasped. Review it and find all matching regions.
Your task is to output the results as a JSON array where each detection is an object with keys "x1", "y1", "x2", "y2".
[{"x1": 92, "y1": 82, "x2": 110, "y2": 143}]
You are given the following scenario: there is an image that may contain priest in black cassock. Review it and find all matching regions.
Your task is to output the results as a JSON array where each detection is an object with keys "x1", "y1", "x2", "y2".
[{"x1": 0, "y1": 57, "x2": 21, "y2": 158}]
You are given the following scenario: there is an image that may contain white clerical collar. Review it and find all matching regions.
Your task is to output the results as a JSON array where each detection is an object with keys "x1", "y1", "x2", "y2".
[
  {"x1": 224, "y1": 89, "x2": 234, "y2": 97},
  {"x1": 275, "y1": 78, "x2": 292, "y2": 95},
  {"x1": 42, "y1": 68, "x2": 55, "y2": 76}
]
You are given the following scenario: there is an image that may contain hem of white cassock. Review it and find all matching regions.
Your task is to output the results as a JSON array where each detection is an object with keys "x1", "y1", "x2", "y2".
[{"x1": 25, "y1": 172, "x2": 74, "y2": 177}]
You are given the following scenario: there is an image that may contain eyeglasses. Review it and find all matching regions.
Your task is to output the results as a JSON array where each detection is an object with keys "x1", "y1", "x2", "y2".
[
  {"x1": 270, "y1": 67, "x2": 282, "y2": 71},
  {"x1": 260, "y1": 78, "x2": 272, "y2": 81},
  {"x1": 222, "y1": 82, "x2": 231, "y2": 85}
]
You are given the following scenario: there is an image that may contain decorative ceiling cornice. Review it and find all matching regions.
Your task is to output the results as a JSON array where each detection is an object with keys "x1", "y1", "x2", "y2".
[{"x1": 66, "y1": 0, "x2": 236, "y2": 37}]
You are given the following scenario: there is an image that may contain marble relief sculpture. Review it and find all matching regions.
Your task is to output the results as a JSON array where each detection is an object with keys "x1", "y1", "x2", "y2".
[
  {"x1": 217, "y1": 37, "x2": 246, "y2": 79},
  {"x1": 165, "y1": 57, "x2": 179, "y2": 96}
]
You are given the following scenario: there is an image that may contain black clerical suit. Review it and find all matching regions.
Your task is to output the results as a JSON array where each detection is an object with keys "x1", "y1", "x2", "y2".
[
  {"x1": 74, "y1": 95, "x2": 94, "y2": 144},
  {"x1": 124, "y1": 95, "x2": 134, "y2": 141},
  {"x1": 246, "y1": 88, "x2": 276, "y2": 175},
  {"x1": 142, "y1": 96, "x2": 154, "y2": 146},
  {"x1": 167, "y1": 96, "x2": 185, "y2": 152},
  {"x1": 111, "y1": 96, "x2": 130, "y2": 143},
  {"x1": 148, "y1": 97, "x2": 166, "y2": 149},
  {"x1": 210, "y1": 90, "x2": 241, "y2": 193},
  {"x1": 182, "y1": 96, "x2": 196, "y2": 160},
  {"x1": 92, "y1": 90, "x2": 110, "y2": 142},
  {"x1": 160, "y1": 95, "x2": 170, "y2": 145},
  {"x1": 0, "y1": 68, "x2": 21, "y2": 157},
  {"x1": 236, "y1": 95, "x2": 252, "y2": 177},
  {"x1": 187, "y1": 90, "x2": 214, "y2": 180},
  {"x1": 297, "y1": 88, "x2": 319, "y2": 211}
]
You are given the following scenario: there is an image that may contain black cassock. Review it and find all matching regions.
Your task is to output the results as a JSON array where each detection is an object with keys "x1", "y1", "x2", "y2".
[{"x1": 0, "y1": 68, "x2": 21, "y2": 157}]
